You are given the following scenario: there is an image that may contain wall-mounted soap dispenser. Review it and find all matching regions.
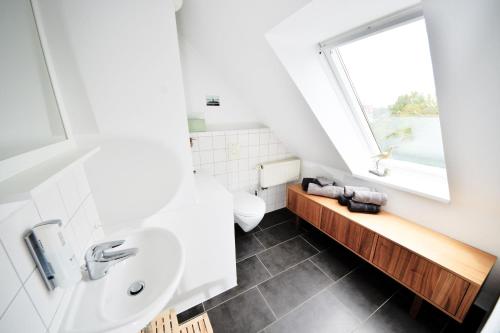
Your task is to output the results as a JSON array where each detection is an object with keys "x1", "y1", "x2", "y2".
[{"x1": 25, "y1": 220, "x2": 81, "y2": 291}]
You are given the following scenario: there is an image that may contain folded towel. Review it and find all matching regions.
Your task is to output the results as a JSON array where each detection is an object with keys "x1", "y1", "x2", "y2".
[
  {"x1": 316, "y1": 177, "x2": 335, "y2": 186},
  {"x1": 337, "y1": 195, "x2": 350, "y2": 206},
  {"x1": 352, "y1": 190, "x2": 388, "y2": 206},
  {"x1": 348, "y1": 201, "x2": 380, "y2": 214},
  {"x1": 344, "y1": 186, "x2": 371, "y2": 198},
  {"x1": 301, "y1": 178, "x2": 322, "y2": 192},
  {"x1": 307, "y1": 183, "x2": 344, "y2": 199}
]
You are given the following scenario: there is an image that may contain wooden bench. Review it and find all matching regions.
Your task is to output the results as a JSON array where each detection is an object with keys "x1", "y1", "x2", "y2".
[{"x1": 287, "y1": 184, "x2": 496, "y2": 322}]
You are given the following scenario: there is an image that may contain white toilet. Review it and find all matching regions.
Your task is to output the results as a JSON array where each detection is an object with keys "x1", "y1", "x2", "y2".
[{"x1": 233, "y1": 192, "x2": 266, "y2": 232}]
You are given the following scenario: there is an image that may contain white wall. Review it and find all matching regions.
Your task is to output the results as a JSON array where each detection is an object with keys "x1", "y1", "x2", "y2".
[
  {"x1": 176, "y1": 0, "x2": 348, "y2": 169},
  {"x1": 179, "y1": 37, "x2": 262, "y2": 130},
  {"x1": 37, "y1": 0, "x2": 196, "y2": 226},
  {"x1": 0, "y1": 161, "x2": 104, "y2": 333},
  {"x1": 177, "y1": 0, "x2": 500, "y2": 308}
]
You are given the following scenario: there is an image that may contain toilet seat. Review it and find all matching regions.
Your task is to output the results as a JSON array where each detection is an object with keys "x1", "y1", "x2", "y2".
[
  {"x1": 233, "y1": 192, "x2": 265, "y2": 217},
  {"x1": 233, "y1": 192, "x2": 266, "y2": 232}
]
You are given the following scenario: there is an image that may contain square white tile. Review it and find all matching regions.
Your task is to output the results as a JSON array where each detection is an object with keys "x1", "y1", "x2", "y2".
[
  {"x1": 238, "y1": 159, "x2": 249, "y2": 172},
  {"x1": 248, "y1": 146, "x2": 259, "y2": 158},
  {"x1": 57, "y1": 169, "x2": 82, "y2": 219},
  {"x1": 239, "y1": 146, "x2": 249, "y2": 159},
  {"x1": 69, "y1": 209, "x2": 93, "y2": 256},
  {"x1": 226, "y1": 160, "x2": 238, "y2": 173},
  {"x1": 24, "y1": 269, "x2": 65, "y2": 327},
  {"x1": 0, "y1": 244, "x2": 21, "y2": 316},
  {"x1": 259, "y1": 132, "x2": 270, "y2": 145},
  {"x1": 226, "y1": 135, "x2": 238, "y2": 145},
  {"x1": 63, "y1": 224, "x2": 82, "y2": 262},
  {"x1": 199, "y1": 151, "x2": 213, "y2": 165},
  {"x1": 73, "y1": 165, "x2": 91, "y2": 202},
  {"x1": 212, "y1": 136, "x2": 226, "y2": 149},
  {"x1": 214, "y1": 162, "x2": 226, "y2": 175},
  {"x1": 198, "y1": 136, "x2": 213, "y2": 151},
  {"x1": 192, "y1": 152, "x2": 201, "y2": 165},
  {"x1": 83, "y1": 196, "x2": 101, "y2": 229},
  {"x1": 0, "y1": 201, "x2": 40, "y2": 283},
  {"x1": 259, "y1": 145, "x2": 269, "y2": 157},
  {"x1": 238, "y1": 133, "x2": 249, "y2": 146},
  {"x1": 213, "y1": 149, "x2": 227, "y2": 163},
  {"x1": 248, "y1": 133, "x2": 259, "y2": 146},
  {"x1": 199, "y1": 164, "x2": 214, "y2": 176},
  {"x1": 32, "y1": 184, "x2": 69, "y2": 226},
  {"x1": 0, "y1": 289, "x2": 45, "y2": 333}
]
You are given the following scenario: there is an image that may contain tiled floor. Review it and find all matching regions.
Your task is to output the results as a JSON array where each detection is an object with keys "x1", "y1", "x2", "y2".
[{"x1": 178, "y1": 208, "x2": 486, "y2": 333}]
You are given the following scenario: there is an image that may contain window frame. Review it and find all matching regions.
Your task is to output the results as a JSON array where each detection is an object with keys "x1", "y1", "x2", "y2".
[{"x1": 319, "y1": 5, "x2": 443, "y2": 168}]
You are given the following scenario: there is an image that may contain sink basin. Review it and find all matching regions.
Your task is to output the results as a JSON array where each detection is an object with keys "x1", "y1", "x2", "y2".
[{"x1": 60, "y1": 227, "x2": 184, "y2": 333}]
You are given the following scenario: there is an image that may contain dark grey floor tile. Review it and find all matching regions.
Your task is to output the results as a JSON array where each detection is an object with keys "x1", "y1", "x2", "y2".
[
  {"x1": 355, "y1": 290, "x2": 447, "y2": 333},
  {"x1": 260, "y1": 208, "x2": 295, "y2": 230},
  {"x1": 236, "y1": 234, "x2": 265, "y2": 261},
  {"x1": 255, "y1": 221, "x2": 302, "y2": 248},
  {"x1": 207, "y1": 288, "x2": 275, "y2": 333},
  {"x1": 330, "y1": 264, "x2": 399, "y2": 321},
  {"x1": 235, "y1": 223, "x2": 261, "y2": 238},
  {"x1": 204, "y1": 255, "x2": 271, "y2": 310},
  {"x1": 177, "y1": 303, "x2": 204, "y2": 324},
  {"x1": 258, "y1": 260, "x2": 332, "y2": 317},
  {"x1": 258, "y1": 237, "x2": 318, "y2": 275},
  {"x1": 300, "y1": 225, "x2": 334, "y2": 251},
  {"x1": 264, "y1": 288, "x2": 360, "y2": 333},
  {"x1": 310, "y1": 244, "x2": 360, "y2": 280}
]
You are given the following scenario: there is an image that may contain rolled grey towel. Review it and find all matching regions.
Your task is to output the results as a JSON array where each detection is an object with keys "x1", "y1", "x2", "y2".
[
  {"x1": 348, "y1": 201, "x2": 380, "y2": 214},
  {"x1": 352, "y1": 190, "x2": 388, "y2": 206},
  {"x1": 307, "y1": 183, "x2": 344, "y2": 199},
  {"x1": 316, "y1": 177, "x2": 335, "y2": 186},
  {"x1": 344, "y1": 186, "x2": 370, "y2": 198}
]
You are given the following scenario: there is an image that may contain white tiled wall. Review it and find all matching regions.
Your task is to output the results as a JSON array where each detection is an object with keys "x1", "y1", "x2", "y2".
[
  {"x1": 0, "y1": 162, "x2": 104, "y2": 333},
  {"x1": 190, "y1": 128, "x2": 293, "y2": 212}
]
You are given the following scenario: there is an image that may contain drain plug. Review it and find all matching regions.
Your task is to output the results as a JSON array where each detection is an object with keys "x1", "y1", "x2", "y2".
[{"x1": 127, "y1": 280, "x2": 145, "y2": 296}]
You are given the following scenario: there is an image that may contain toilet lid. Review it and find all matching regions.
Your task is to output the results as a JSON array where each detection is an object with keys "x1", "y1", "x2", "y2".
[{"x1": 233, "y1": 192, "x2": 266, "y2": 217}]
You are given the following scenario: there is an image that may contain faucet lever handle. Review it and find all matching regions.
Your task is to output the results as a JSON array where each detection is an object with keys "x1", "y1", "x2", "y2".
[{"x1": 86, "y1": 240, "x2": 125, "y2": 260}]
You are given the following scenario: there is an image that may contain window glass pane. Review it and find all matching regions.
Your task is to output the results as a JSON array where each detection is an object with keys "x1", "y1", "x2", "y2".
[{"x1": 336, "y1": 19, "x2": 445, "y2": 168}]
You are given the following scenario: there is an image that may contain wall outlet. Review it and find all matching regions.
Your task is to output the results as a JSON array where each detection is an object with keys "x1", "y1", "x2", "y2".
[{"x1": 227, "y1": 142, "x2": 240, "y2": 160}]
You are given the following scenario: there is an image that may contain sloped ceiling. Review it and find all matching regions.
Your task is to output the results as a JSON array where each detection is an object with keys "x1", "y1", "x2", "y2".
[{"x1": 176, "y1": 0, "x2": 348, "y2": 170}]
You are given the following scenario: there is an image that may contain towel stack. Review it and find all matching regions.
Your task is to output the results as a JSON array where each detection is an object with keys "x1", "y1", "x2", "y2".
[
  {"x1": 339, "y1": 186, "x2": 387, "y2": 214},
  {"x1": 302, "y1": 177, "x2": 343, "y2": 199},
  {"x1": 301, "y1": 178, "x2": 387, "y2": 214}
]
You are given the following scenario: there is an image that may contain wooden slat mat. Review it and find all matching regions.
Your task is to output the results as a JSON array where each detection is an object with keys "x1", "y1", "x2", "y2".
[
  {"x1": 140, "y1": 309, "x2": 213, "y2": 333},
  {"x1": 179, "y1": 313, "x2": 213, "y2": 333},
  {"x1": 140, "y1": 309, "x2": 179, "y2": 333}
]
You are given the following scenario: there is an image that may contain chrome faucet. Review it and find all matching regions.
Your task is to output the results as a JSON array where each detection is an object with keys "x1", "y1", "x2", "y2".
[{"x1": 84, "y1": 240, "x2": 138, "y2": 280}]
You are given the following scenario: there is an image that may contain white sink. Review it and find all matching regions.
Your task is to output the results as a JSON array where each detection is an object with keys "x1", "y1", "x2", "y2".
[{"x1": 60, "y1": 227, "x2": 184, "y2": 333}]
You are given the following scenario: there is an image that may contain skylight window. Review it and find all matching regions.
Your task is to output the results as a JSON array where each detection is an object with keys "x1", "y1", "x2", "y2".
[{"x1": 322, "y1": 14, "x2": 446, "y2": 168}]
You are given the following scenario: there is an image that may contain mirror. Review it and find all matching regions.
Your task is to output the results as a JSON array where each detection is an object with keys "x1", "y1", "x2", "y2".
[{"x1": 0, "y1": 0, "x2": 67, "y2": 161}]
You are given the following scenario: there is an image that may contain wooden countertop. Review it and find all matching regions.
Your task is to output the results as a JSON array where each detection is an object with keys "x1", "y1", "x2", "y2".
[{"x1": 288, "y1": 184, "x2": 496, "y2": 286}]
